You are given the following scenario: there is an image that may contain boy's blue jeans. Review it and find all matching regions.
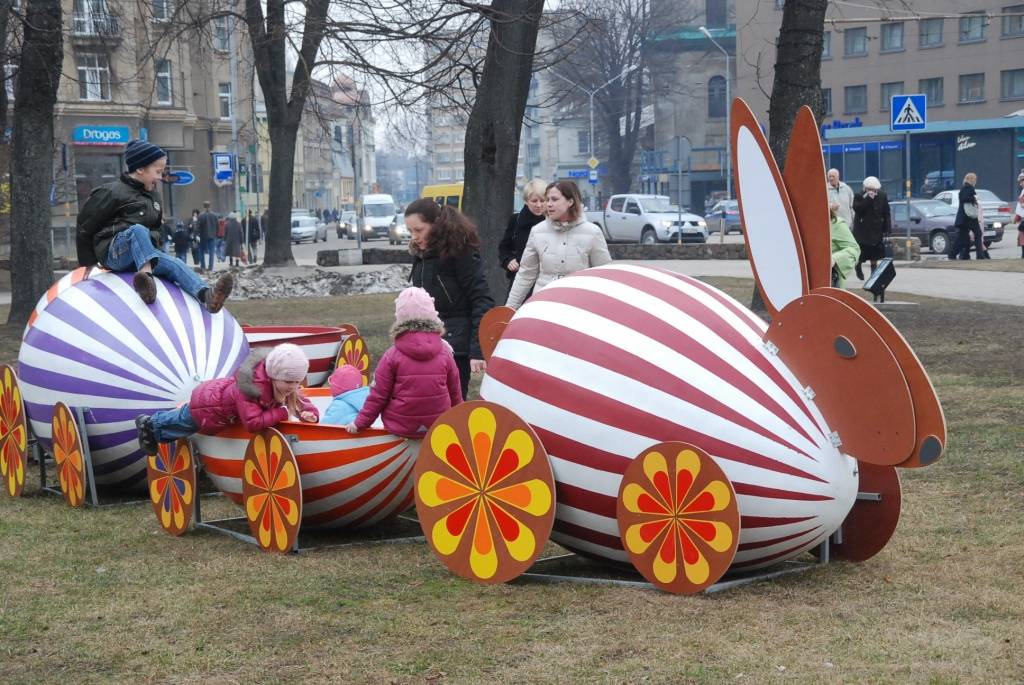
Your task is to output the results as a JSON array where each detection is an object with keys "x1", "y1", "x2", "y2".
[
  {"x1": 105, "y1": 225, "x2": 208, "y2": 300},
  {"x1": 150, "y1": 403, "x2": 198, "y2": 443}
]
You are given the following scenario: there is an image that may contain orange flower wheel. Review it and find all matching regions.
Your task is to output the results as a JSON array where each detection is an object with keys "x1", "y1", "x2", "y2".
[
  {"x1": 414, "y1": 400, "x2": 555, "y2": 584},
  {"x1": 147, "y1": 439, "x2": 196, "y2": 536},
  {"x1": 52, "y1": 402, "x2": 87, "y2": 508},
  {"x1": 478, "y1": 306, "x2": 515, "y2": 362},
  {"x1": 242, "y1": 428, "x2": 303, "y2": 553},
  {"x1": 0, "y1": 365, "x2": 29, "y2": 498},
  {"x1": 334, "y1": 333, "x2": 371, "y2": 387},
  {"x1": 617, "y1": 442, "x2": 740, "y2": 594},
  {"x1": 830, "y1": 462, "x2": 901, "y2": 563}
]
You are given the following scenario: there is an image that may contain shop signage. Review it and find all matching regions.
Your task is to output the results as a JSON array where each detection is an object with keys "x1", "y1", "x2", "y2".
[
  {"x1": 72, "y1": 125, "x2": 130, "y2": 146},
  {"x1": 820, "y1": 117, "x2": 863, "y2": 138}
]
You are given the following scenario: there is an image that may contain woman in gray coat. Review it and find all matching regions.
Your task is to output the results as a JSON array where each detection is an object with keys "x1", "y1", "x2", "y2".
[{"x1": 224, "y1": 212, "x2": 245, "y2": 266}]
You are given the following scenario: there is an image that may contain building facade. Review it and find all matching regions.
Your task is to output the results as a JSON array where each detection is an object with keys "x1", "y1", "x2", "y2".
[{"x1": 736, "y1": 1, "x2": 1024, "y2": 202}]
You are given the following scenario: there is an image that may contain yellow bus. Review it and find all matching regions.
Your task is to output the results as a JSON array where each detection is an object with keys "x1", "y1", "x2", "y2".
[{"x1": 420, "y1": 182, "x2": 463, "y2": 210}]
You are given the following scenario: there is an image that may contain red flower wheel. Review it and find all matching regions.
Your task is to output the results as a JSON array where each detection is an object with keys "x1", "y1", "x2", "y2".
[
  {"x1": 243, "y1": 428, "x2": 303, "y2": 553},
  {"x1": 617, "y1": 442, "x2": 740, "y2": 594},
  {"x1": 334, "y1": 333, "x2": 371, "y2": 387},
  {"x1": 0, "y1": 365, "x2": 29, "y2": 498},
  {"x1": 52, "y1": 402, "x2": 86, "y2": 508},
  {"x1": 478, "y1": 306, "x2": 515, "y2": 362},
  {"x1": 147, "y1": 439, "x2": 196, "y2": 536},
  {"x1": 414, "y1": 401, "x2": 555, "y2": 584}
]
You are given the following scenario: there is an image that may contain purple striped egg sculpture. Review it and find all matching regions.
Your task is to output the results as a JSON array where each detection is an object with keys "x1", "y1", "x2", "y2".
[
  {"x1": 481, "y1": 263, "x2": 858, "y2": 572},
  {"x1": 18, "y1": 267, "x2": 249, "y2": 492}
]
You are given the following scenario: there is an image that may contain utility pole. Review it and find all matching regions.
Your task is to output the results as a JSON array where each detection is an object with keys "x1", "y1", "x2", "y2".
[{"x1": 228, "y1": 6, "x2": 241, "y2": 215}]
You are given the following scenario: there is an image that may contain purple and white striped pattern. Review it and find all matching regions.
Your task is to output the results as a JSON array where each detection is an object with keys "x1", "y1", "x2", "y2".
[
  {"x1": 18, "y1": 270, "x2": 248, "y2": 492},
  {"x1": 481, "y1": 264, "x2": 858, "y2": 571}
]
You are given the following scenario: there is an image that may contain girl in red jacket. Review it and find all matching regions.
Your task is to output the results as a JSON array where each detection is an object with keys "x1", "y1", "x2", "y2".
[
  {"x1": 345, "y1": 287, "x2": 463, "y2": 439},
  {"x1": 135, "y1": 343, "x2": 318, "y2": 453}
]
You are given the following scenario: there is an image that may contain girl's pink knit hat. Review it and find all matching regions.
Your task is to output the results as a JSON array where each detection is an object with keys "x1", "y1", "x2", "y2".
[
  {"x1": 264, "y1": 343, "x2": 309, "y2": 381},
  {"x1": 394, "y1": 287, "x2": 442, "y2": 326},
  {"x1": 328, "y1": 365, "x2": 362, "y2": 395}
]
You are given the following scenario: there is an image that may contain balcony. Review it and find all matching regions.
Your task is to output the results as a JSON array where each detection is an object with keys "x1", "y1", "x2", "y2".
[{"x1": 71, "y1": 13, "x2": 121, "y2": 44}]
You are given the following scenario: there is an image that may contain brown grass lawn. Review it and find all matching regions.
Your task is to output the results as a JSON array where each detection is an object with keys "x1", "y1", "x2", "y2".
[{"x1": 1, "y1": 282, "x2": 1022, "y2": 684}]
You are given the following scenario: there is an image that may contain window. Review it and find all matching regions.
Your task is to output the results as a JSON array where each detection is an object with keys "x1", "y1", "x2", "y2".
[
  {"x1": 920, "y1": 18, "x2": 943, "y2": 47},
  {"x1": 73, "y1": 0, "x2": 117, "y2": 36},
  {"x1": 155, "y1": 59, "x2": 172, "y2": 105},
  {"x1": 610, "y1": 197, "x2": 624, "y2": 212},
  {"x1": 880, "y1": 82, "x2": 904, "y2": 111},
  {"x1": 577, "y1": 130, "x2": 588, "y2": 155},
  {"x1": 212, "y1": 16, "x2": 230, "y2": 51},
  {"x1": 1003, "y1": 5, "x2": 1024, "y2": 37},
  {"x1": 844, "y1": 27, "x2": 868, "y2": 56},
  {"x1": 822, "y1": 31, "x2": 831, "y2": 59},
  {"x1": 218, "y1": 81, "x2": 232, "y2": 118},
  {"x1": 821, "y1": 87, "x2": 832, "y2": 115},
  {"x1": 705, "y1": 0, "x2": 726, "y2": 28},
  {"x1": 959, "y1": 13, "x2": 986, "y2": 42},
  {"x1": 880, "y1": 22, "x2": 904, "y2": 51},
  {"x1": 708, "y1": 76, "x2": 726, "y2": 118},
  {"x1": 919, "y1": 77, "x2": 944, "y2": 105},
  {"x1": 844, "y1": 85, "x2": 867, "y2": 113},
  {"x1": 152, "y1": 0, "x2": 171, "y2": 21},
  {"x1": 77, "y1": 53, "x2": 111, "y2": 101},
  {"x1": 958, "y1": 73, "x2": 985, "y2": 103},
  {"x1": 1002, "y1": 68, "x2": 1024, "y2": 99}
]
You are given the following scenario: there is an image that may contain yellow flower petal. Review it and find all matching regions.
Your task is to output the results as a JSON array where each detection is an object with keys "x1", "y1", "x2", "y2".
[
  {"x1": 246, "y1": 492, "x2": 269, "y2": 522},
  {"x1": 469, "y1": 505, "x2": 498, "y2": 580},
  {"x1": 418, "y1": 470, "x2": 475, "y2": 508},
  {"x1": 621, "y1": 482, "x2": 670, "y2": 516},
  {"x1": 488, "y1": 479, "x2": 551, "y2": 517},
  {"x1": 682, "y1": 519, "x2": 734, "y2": 553},
  {"x1": 681, "y1": 480, "x2": 732, "y2": 515},
  {"x1": 623, "y1": 518, "x2": 670, "y2": 555},
  {"x1": 488, "y1": 500, "x2": 537, "y2": 562},
  {"x1": 468, "y1": 407, "x2": 496, "y2": 483}
]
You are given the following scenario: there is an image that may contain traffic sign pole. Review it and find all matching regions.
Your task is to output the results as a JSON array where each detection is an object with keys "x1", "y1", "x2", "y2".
[{"x1": 891, "y1": 94, "x2": 927, "y2": 242}]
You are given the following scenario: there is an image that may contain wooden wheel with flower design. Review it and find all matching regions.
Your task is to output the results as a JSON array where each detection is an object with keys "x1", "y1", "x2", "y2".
[
  {"x1": 52, "y1": 402, "x2": 87, "y2": 508},
  {"x1": 414, "y1": 401, "x2": 555, "y2": 584},
  {"x1": 0, "y1": 365, "x2": 29, "y2": 498},
  {"x1": 617, "y1": 442, "x2": 740, "y2": 594},
  {"x1": 478, "y1": 306, "x2": 515, "y2": 362},
  {"x1": 334, "y1": 333, "x2": 371, "y2": 387},
  {"x1": 147, "y1": 439, "x2": 196, "y2": 536},
  {"x1": 243, "y1": 428, "x2": 303, "y2": 553}
]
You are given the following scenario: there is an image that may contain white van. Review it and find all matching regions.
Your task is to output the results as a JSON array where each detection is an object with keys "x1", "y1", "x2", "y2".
[{"x1": 359, "y1": 194, "x2": 397, "y2": 241}]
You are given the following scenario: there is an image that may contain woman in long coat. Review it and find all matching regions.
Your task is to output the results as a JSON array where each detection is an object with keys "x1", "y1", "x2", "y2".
[
  {"x1": 851, "y1": 176, "x2": 891, "y2": 278},
  {"x1": 498, "y1": 178, "x2": 548, "y2": 297},
  {"x1": 952, "y1": 172, "x2": 987, "y2": 260},
  {"x1": 223, "y1": 212, "x2": 244, "y2": 266}
]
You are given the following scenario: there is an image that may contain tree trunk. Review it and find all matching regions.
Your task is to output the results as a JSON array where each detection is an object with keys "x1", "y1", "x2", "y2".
[
  {"x1": 751, "y1": 0, "x2": 827, "y2": 316},
  {"x1": 263, "y1": 119, "x2": 299, "y2": 265},
  {"x1": 462, "y1": 0, "x2": 544, "y2": 302},
  {"x1": 7, "y1": 0, "x2": 62, "y2": 325}
]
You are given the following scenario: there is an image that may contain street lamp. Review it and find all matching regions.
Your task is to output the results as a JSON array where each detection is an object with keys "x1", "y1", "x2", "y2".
[
  {"x1": 699, "y1": 25, "x2": 731, "y2": 201},
  {"x1": 547, "y1": 64, "x2": 640, "y2": 166}
]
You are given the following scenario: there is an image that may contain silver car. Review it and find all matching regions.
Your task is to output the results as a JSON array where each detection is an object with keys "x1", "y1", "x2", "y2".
[{"x1": 291, "y1": 217, "x2": 328, "y2": 244}]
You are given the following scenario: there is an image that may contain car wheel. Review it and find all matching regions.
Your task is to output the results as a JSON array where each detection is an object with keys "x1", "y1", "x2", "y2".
[
  {"x1": 929, "y1": 230, "x2": 949, "y2": 254},
  {"x1": 641, "y1": 228, "x2": 657, "y2": 245}
]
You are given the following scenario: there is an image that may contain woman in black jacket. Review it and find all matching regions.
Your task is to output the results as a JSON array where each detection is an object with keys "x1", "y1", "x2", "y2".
[
  {"x1": 851, "y1": 176, "x2": 891, "y2": 279},
  {"x1": 405, "y1": 198, "x2": 495, "y2": 399},
  {"x1": 498, "y1": 178, "x2": 548, "y2": 296},
  {"x1": 952, "y1": 172, "x2": 988, "y2": 260}
]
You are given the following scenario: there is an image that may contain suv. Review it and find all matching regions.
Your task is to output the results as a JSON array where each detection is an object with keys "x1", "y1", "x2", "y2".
[{"x1": 586, "y1": 194, "x2": 708, "y2": 244}]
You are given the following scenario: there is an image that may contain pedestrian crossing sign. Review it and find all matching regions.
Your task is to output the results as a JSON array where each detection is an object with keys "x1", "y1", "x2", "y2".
[{"x1": 891, "y1": 94, "x2": 927, "y2": 131}]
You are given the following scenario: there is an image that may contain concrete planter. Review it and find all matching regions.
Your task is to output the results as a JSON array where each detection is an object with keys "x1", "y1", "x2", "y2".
[{"x1": 316, "y1": 248, "x2": 364, "y2": 267}]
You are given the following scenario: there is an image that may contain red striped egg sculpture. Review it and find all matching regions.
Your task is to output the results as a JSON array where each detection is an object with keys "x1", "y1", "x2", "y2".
[
  {"x1": 15, "y1": 267, "x2": 248, "y2": 493},
  {"x1": 412, "y1": 100, "x2": 946, "y2": 593}
]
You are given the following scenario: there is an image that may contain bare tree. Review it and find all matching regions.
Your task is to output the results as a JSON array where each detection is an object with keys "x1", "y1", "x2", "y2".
[
  {"x1": 6, "y1": 0, "x2": 62, "y2": 325},
  {"x1": 462, "y1": 0, "x2": 545, "y2": 300}
]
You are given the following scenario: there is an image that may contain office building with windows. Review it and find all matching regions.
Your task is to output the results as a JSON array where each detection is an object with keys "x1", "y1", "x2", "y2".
[{"x1": 736, "y1": 1, "x2": 1024, "y2": 202}]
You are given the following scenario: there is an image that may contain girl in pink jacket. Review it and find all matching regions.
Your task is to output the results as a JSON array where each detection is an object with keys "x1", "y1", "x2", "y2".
[
  {"x1": 345, "y1": 287, "x2": 463, "y2": 439},
  {"x1": 135, "y1": 343, "x2": 318, "y2": 453}
]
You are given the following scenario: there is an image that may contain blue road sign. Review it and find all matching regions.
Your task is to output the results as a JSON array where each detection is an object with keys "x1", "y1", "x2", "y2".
[
  {"x1": 215, "y1": 169, "x2": 233, "y2": 182},
  {"x1": 588, "y1": 169, "x2": 599, "y2": 184},
  {"x1": 891, "y1": 94, "x2": 927, "y2": 132},
  {"x1": 167, "y1": 170, "x2": 195, "y2": 186}
]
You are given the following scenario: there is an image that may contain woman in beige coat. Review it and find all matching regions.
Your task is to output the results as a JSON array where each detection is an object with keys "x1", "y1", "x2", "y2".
[{"x1": 505, "y1": 180, "x2": 612, "y2": 309}]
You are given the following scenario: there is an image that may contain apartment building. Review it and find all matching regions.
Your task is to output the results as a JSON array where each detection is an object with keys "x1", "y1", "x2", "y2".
[
  {"x1": 48, "y1": 0, "x2": 256, "y2": 237},
  {"x1": 736, "y1": 1, "x2": 1024, "y2": 201}
]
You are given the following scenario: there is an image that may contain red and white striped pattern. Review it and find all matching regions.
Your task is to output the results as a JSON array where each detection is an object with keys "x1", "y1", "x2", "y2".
[
  {"x1": 193, "y1": 390, "x2": 417, "y2": 529},
  {"x1": 242, "y1": 326, "x2": 345, "y2": 387},
  {"x1": 481, "y1": 264, "x2": 858, "y2": 571}
]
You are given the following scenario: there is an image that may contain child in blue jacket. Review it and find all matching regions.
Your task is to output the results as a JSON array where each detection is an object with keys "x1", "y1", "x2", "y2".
[{"x1": 322, "y1": 365, "x2": 370, "y2": 425}]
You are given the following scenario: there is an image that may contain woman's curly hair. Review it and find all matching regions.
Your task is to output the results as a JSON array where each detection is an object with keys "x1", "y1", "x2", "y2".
[{"x1": 404, "y1": 198, "x2": 481, "y2": 258}]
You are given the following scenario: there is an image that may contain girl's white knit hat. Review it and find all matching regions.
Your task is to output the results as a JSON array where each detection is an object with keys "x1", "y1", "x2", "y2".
[{"x1": 394, "y1": 287, "x2": 442, "y2": 326}]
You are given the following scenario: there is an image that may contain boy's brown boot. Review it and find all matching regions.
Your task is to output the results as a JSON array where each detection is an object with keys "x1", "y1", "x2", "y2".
[
  {"x1": 203, "y1": 273, "x2": 233, "y2": 313},
  {"x1": 133, "y1": 271, "x2": 158, "y2": 304}
]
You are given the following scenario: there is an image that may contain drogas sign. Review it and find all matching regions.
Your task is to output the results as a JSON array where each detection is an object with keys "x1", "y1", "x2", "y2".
[{"x1": 72, "y1": 125, "x2": 131, "y2": 146}]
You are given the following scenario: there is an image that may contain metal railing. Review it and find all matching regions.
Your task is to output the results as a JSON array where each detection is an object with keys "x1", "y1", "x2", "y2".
[{"x1": 72, "y1": 13, "x2": 120, "y2": 37}]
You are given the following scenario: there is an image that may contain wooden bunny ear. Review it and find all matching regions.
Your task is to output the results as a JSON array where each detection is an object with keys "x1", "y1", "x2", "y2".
[
  {"x1": 783, "y1": 106, "x2": 833, "y2": 291},
  {"x1": 731, "y1": 98, "x2": 809, "y2": 318}
]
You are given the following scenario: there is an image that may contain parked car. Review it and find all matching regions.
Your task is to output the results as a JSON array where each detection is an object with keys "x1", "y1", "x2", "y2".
[
  {"x1": 389, "y1": 213, "x2": 410, "y2": 245},
  {"x1": 932, "y1": 188, "x2": 1013, "y2": 235},
  {"x1": 889, "y1": 200, "x2": 956, "y2": 254},
  {"x1": 704, "y1": 199, "x2": 743, "y2": 234},
  {"x1": 586, "y1": 194, "x2": 708, "y2": 244},
  {"x1": 291, "y1": 216, "x2": 327, "y2": 244}
]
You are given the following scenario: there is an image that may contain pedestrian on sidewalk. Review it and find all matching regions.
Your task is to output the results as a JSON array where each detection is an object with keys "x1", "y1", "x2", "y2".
[
  {"x1": 826, "y1": 168, "x2": 854, "y2": 226},
  {"x1": 498, "y1": 178, "x2": 547, "y2": 298},
  {"x1": 1014, "y1": 172, "x2": 1024, "y2": 259},
  {"x1": 196, "y1": 201, "x2": 219, "y2": 271},
  {"x1": 852, "y1": 176, "x2": 891, "y2": 279},
  {"x1": 224, "y1": 212, "x2": 244, "y2": 267},
  {"x1": 952, "y1": 172, "x2": 986, "y2": 260},
  {"x1": 75, "y1": 140, "x2": 232, "y2": 312},
  {"x1": 245, "y1": 209, "x2": 261, "y2": 264}
]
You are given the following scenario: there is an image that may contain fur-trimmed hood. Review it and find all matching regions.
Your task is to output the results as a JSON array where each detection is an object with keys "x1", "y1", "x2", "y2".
[
  {"x1": 234, "y1": 347, "x2": 273, "y2": 399},
  {"x1": 390, "y1": 317, "x2": 445, "y2": 340}
]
